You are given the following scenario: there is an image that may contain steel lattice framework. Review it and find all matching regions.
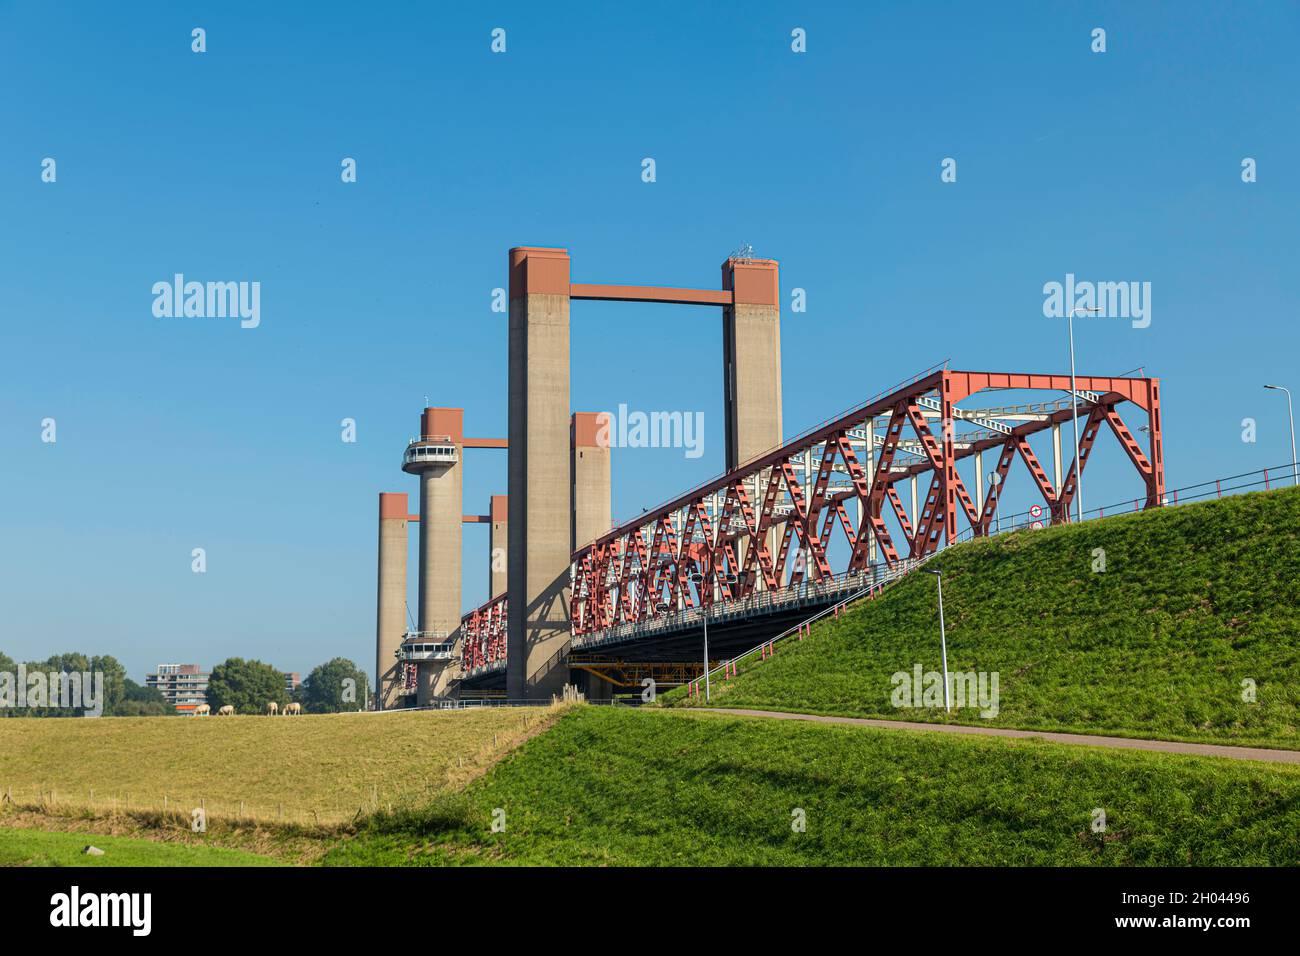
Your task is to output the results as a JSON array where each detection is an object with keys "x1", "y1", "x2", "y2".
[
  {"x1": 570, "y1": 367, "x2": 1163, "y2": 636},
  {"x1": 461, "y1": 592, "x2": 507, "y2": 675}
]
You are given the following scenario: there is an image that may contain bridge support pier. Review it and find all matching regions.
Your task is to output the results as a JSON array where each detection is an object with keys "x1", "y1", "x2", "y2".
[
  {"x1": 408, "y1": 407, "x2": 464, "y2": 704},
  {"x1": 572, "y1": 413, "x2": 612, "y2": 552},
  {"x1": 375, "y1": 493, "x2": 409, "y2": 709},
  {"x1": 489, "y1": 495, "x2": 508, "y2": 599},
  {"x1": 508, "y1": 247, "x2": 574, "y2": 700},
  {"x1": 723, "y1": 257, "x2": 782, "y2": 583}
]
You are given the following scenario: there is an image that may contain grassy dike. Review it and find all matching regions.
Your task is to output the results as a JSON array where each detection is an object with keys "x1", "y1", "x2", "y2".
[
  {"x1": 668, "y1": 488, "x2": 1300, "y2": 749},
  {"x1": 324, "y1": 707, "x2": 1300, "y2": 866}
]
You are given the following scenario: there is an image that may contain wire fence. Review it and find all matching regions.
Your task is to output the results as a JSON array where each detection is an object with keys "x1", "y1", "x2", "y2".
[{"x1": 1, "y1": 782, "x2": 375, "y2": 829}]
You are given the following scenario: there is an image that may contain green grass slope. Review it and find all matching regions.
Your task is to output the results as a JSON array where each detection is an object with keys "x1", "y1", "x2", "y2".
[
  {"x1": 671, "y1": 488, "x2": 1300, "y2": 748},
  {"x1": 0, "y1": 826, "x2": 280, "y2": 866},
  {"x1": 323, "y1": 707, "x2": 1300, "y2": 866}
]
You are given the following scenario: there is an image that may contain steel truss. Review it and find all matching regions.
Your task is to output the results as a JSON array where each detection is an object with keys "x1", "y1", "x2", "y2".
[
  {"x1": 568, "y1": 659, "x2": 710, "y2": 688},
  {"x1": 460, "y1": 592, "x2": 507, "y2": 675},
  {"x1": 571, "y1": 368, "x2": 1163, "y2": 636}
]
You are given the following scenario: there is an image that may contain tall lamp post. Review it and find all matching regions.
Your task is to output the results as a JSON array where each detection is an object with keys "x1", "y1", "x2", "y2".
[
  {"x1": 925, "y1": 569, "x2": 951, "y2": 712},
  {"x1": 987, "y1": 472, "x2": 1001, "y2": 533},
  {"x1": 1067, "y1": 306, "x2": 1102, "y2": 521},
  {"x1": 689, "y1": 571, "x2": 739, "y2": 701},
  {"x1": 1264, "y1": 385, "x2": 1299, "y2": 487}
]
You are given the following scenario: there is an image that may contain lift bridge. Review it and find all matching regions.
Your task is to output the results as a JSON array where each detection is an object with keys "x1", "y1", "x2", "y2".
[{"x1": 450, "y1": 365, "x2": 1165, "y2": 695}]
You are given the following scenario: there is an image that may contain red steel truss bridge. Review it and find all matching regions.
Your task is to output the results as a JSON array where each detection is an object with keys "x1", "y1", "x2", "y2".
[{"x1": 456, "y1": 365, "x2": 1164, "y2": 688}]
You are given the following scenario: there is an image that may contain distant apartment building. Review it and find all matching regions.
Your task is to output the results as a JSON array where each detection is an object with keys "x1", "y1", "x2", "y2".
[
  {"x1": 285, "y1": 672, "x2": 301, "y2": 696},
  {"x1": 146, "y1": 663, "x2": 209, "y2": 714}
]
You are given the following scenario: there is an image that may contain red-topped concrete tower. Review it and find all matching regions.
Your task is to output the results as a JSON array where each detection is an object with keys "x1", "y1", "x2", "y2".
[
  {"x1": 374, "y1": 492, "x2": 409, "y2": 709},
  {"x1": 402, "y1": 407, "x2": 463, "y2": 703},
  {"x1": 722, "y1": 255, "x2": 782, "y2": 471},
  {"x1": 488, "y1": 494, "x2": 508, "y2": 599},
  {"x1": 507, "y1": 247, "x2": 573, "y2": 700}
]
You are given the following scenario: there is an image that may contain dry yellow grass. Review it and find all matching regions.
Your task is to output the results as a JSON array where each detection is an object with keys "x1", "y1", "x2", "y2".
[{"x1": 0, "y1": 707, "x2": 560, "y2": 826}]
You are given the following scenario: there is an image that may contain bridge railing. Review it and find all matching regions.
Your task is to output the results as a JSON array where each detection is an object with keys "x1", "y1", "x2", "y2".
[
  {"x1": 950, "y1": 461, "x2": 1298, "y2": 541},
  {"x1": 573, "y1": 561, "x2": 919, "y2": 651}
]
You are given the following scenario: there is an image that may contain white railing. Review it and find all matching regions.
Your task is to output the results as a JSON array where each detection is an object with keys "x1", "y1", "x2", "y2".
[
  {"x1": 403, "y1": 442, "x2": 458, "y2": 468},
  {"x1": 398, "y1": 639, "x2": 456, "y2": 661}
]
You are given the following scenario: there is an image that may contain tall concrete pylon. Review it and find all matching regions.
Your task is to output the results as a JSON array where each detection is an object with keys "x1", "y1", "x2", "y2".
[
  {"x1": 722, "y1": 256, "x2": 782, "y2": 471},
  {"x1": 571, "y1": 412, "x2": 613, "y2": 701},
  {"x1": 489, "y1": 495, "x2": 508, "y2": 599},
  {"x1": 722, "y1": 256, "x2": 783, "y2": 580},
  {"x1": 507, "y1": 247, "x2": 573, "y2": 700},
  {"x1": 403, "y1": 407, "x2": 464, "y2": 704},
  {"x1": 571, "y1": 412, "x2": 612, "y2": 552},
  {"x1": 375, "y1": 492, "x2": 409, "y2": 710}
]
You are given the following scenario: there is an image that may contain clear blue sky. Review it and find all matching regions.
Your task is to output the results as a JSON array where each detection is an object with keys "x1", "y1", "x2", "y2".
[{"x1": 1, "y1": 1, "x2": 1296, "y2": 680}]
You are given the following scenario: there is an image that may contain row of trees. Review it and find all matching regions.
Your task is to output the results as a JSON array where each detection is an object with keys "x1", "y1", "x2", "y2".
[
  {"x1": 0, "y1": 652, "x2": 370, "y2": 717},
  {"x1": 0, "y1": 651, "x2": 171, "y2": 717},
  {"x1": 206, "y1": 657, "x2": 370, "y2": 715}
]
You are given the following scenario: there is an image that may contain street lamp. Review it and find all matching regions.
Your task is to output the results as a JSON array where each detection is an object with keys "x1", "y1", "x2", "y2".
[
  {"x1": 1067, "y1": 307, "x2": 1102, "y2": 521},
  {"x1": 689, "y1": 571, "x2": 738, "y2": 702},
  {"x1": 925, "y1": 569, "x2": 950, "y2": 712},
  {"x1": 987, "y1": 472, "x2": 1001, "y2": 533},
  {"x1": 1264, "y1": 385, "x2": 1299, "y2": 487}
]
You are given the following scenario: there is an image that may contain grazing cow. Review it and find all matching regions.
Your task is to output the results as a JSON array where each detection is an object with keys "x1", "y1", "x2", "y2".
[
  {"x1": 193, "y1": 704, "x2": 210, "y2": 716},
  {"x1": 217, "y1": 704, "x2": 235, "y2": 716},
  {"x1": 283, "y1": 702, "x2": 301, "y2": 716},
  {"x1": 266, "y1": 701, "x2": 279, "y2": 715}
]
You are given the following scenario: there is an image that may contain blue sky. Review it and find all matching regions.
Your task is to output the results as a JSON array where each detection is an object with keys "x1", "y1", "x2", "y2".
[{"x1": 1, "y1": 1, "x2": 1296, "y2": 680}]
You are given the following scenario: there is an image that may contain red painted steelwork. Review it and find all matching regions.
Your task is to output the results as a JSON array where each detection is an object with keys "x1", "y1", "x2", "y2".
[
  {"x1": 569, "y1": 368, "x2": 1164, "y2": 636},
  {"x1": 460, "y1": 592, "x2": 507, "y2": 673}
]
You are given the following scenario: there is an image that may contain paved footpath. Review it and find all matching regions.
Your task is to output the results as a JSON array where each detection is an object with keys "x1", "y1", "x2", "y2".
[{"x1": 695, "y1": 708, "x2": 1300, "y2": 765}]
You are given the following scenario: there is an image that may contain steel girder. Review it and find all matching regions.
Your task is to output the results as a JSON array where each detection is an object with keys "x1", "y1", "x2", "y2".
[
  {"x1": 570, "y1": 368, "x2": 1165, "y2": 637},
  {"x1": 460, "y1": 592, "x2": 507, "y2": 673}
]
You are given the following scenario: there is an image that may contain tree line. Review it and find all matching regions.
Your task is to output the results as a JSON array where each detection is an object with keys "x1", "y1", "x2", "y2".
[{"x1": 0, "y1": 651, "x2": 370, "y2": 717}]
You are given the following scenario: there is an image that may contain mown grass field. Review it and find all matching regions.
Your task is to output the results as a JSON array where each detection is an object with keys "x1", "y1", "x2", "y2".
[
  {"x1": 0, "y1": 707, "x2": 559, "y2": 825},
  {"x1": 0, "y1": 826, "x2": 279, "y2": 866},
  {"x1": 323, "y1": 707, "x2": 1300, "y2": 866},
  {"x1": 669, "y1": 488, "x2": 1300, "y2": 748}
]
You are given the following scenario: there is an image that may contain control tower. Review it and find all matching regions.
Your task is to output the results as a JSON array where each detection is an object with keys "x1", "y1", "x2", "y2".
[{"x1": 400, "y1": 407, "x2": 464, "y2": 704}]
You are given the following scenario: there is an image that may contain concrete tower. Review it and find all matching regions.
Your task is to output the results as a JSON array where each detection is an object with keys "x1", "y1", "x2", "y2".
[
  {"x1": 403, "y1": 407, "x2": 463, "y2": 704},
  {"x1": 571, "y1": 412, "x2": 612, "y2": 552},
  {"x1": 507, "y1": 247, "x2": 573, "y2": 700},
  {"x1": 375, "y1": 492, "x2": 409, "y2": 710},
  {"x1": 722, "y1": 256, "x2": 782, "y2": 582},
  {"x1": 572, "y1": 412, "x2": 613, "y2": 700},
  {"x1": 489, "y1": 495, "x2": 508, "y2": 599},
  {"x1": 721, "y1": 256, "x2": 782, "y2": 470}
]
